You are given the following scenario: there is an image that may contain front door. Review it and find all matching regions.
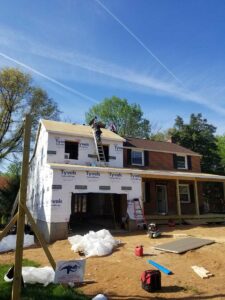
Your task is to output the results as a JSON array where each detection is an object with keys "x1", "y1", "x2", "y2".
[{"x1": 156, "y1": 185, "x2": 168, "y2": 214}]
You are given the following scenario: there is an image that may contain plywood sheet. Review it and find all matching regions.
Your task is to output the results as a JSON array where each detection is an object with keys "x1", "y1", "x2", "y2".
[{"x1": 154, "y1": 237, "x2": 214, "y2": 254}]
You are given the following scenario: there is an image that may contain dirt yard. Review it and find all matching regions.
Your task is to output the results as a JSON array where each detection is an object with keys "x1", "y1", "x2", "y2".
[{"x1": 1, "y1": 224, "x2": 225, "y2": 300}]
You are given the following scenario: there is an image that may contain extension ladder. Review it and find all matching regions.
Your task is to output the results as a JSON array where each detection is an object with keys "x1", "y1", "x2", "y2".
[
  {"x1": 133, "y1": 198, "x2": 147, "y2": 229},
  {"x1": 92, "y1": 129, "x2": 106, "y2": 166}
]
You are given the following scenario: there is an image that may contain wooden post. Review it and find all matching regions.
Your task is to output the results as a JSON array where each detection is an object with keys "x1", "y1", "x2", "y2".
[
  {"x1": 10, "y1": 193, "x2": 19, "y2": 219},
  {"x1": 12, "y1": 115, "x2": 32, "y2": 300},
  {"x1": 194, "y1": 180, "x2": 200, "y2": 216},
  {"x1": 23, "y1": 204, "x2": 56, "y2": 269},
  {"x1": 176, "y1": 179, "x2": 181, "y2": 218},
  {"x1": 0, "y1": 213, "x2": 18, "y2": 241},
  {"x1": 110, "y1": 195, "x2": 117, "y2": 229}
]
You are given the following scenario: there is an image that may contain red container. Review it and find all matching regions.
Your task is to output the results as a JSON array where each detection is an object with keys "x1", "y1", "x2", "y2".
[{"x1": 135, "y1": 245, "x2": 143, "y2": 257}]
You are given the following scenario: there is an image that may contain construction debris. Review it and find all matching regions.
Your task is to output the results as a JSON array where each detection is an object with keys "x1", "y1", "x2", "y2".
[
  {"x1": 68, "y1": 229, "x2": 119, "y2": 257},
  {"x1": 4, "y1": 266, "x2": 55, "y2": 286},
  {"x1": 0, "y1": 234, "x2": 34, "y2": 253},
  {"x1": 191, "y1": 266, "x2": 213, "y2": 279}
]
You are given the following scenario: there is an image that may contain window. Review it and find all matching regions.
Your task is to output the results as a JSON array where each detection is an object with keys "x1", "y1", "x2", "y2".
[
  {"x1": 179, "y1": 184, "x2": 191, "y2": 203},
  {"x1": 65, "y1": 141, "x2": 78, "y2": 160},
  {"x1": 73, "y1": 195, "x2": 87, "y2": 213},
  {"x1": 131, "y1": 150, "x2": 144, "y2": 166},
  {"x1": 103, "y1": 145, "x2": 109, "y2": 162},
  {"x1": 176, "y1": 155, "x2": 187, "y2": 169}
]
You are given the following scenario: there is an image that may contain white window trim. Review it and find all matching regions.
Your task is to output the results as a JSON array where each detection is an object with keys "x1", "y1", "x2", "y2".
[
  {"x1": 131, "y1": 150, "x2": 144, "y2": 166},
  {"x1": 179, "y1": 184, "x2": 191, "y2": 203},
  {"x1": 177, "y1": 154, "x2": 188, "y2": 170}
]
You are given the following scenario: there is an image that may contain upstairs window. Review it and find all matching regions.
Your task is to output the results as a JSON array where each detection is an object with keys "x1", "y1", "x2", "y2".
[
  {"x1": 177, "y1": 155, "x2": 187, "y2": 169},
  {"x1": 131, "y1": 150, "x2": 144, "y2": 166},
  {"x1": 65, "y1": 141, "x2": 78, "y2": 160},
  {"x1": 173, "y1": 154, "x2": 192, "y2": 170}
]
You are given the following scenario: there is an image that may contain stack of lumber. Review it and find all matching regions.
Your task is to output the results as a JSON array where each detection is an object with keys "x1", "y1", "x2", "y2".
[{"x1": 191, "y1": 266, "x2": 213, "y2": 279}]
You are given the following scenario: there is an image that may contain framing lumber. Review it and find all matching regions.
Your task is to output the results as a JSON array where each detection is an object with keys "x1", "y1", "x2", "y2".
[
  {"x1": 22, "y1": 204, "x2": 56, "y2": 269},
  {"x1": 12, "y1": 114, "x2": 32, "y2": 300},
  {"x1": 0, "y1": 213, "x2": 18, "y2": 241},
  {"x1": 10, "y1": 193, "x2": 19, "y2": 220},
  {"x1": 110, "y1": 195, "x2": 117, "y2": 229}
]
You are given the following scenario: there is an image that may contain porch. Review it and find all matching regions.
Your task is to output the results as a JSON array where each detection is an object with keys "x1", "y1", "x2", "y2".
[{"x1": 141, "y1": 170, "x2": 225, "y2": 224}]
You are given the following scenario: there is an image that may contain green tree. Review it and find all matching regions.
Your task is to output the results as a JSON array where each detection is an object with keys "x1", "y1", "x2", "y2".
[
  {"x1": 85, "y1": 96, "x2": 151, "y2": 138},
  {"x1": 150, "y1": 130, "x2": 171, "y2": 141},
  {"x1": 0, "y1": 161, "x2": 21, "y2": 222},
  {"x1": 170, "y1": 113, "x2": 220, "y2": 173},
  {"x1": 216, "y1": 134, "x2": 225, "y2": 173},
  {"x1": 0, "y1": 67, "x2": 61, "y2": 160}
]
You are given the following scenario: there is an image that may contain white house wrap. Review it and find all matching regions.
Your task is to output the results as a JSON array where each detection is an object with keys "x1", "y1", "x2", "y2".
[{"x1": 27, "y1": 120, "x2": 142, "y2": 242}]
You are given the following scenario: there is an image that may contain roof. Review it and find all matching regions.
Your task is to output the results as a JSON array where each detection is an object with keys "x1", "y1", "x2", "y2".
[
  {"x1": 41, "y1": 119, "x2": 125, "y2": 142},
  {"x1": 124, "y1": 137, "x2": 201, "y2": 156},
  {"x1": 48, "y1": 163, "x2": 225, "y2": 182}
]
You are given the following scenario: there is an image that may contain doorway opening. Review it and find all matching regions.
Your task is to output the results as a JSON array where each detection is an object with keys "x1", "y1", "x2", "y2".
[{"x1": 69, "y1": 193, "x2": 127, "y2": 232}]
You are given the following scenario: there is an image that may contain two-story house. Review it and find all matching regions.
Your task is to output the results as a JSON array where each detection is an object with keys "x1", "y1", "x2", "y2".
[{"x1": 27, "y1": 120, "x2": 225, "y2": 242}]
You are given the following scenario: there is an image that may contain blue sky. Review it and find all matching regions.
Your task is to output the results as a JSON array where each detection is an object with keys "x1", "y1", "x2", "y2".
[{"x1": 0, "y1": 0, "x2": 225, "y2": 134}]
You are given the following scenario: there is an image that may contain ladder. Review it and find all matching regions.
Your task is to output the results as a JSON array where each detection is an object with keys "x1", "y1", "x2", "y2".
[
  {"x1": 133, "y1": 198, "x2": 147, "y2": 229},
  {"x1": 92, "y1": 129, "x2": 106, "y2": 166}
]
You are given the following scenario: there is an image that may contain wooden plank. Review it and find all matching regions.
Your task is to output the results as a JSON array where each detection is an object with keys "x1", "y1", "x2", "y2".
[
  {"x1": 10, "y1": 193, "x2": 19, "y2": 220},
  {"x1": 110, "y1": 195, "x2": 117, "y2": 230},
  {"x1": 191, "y1": 266, "x2": 213, "y2": 279},
  {"x1": 23, "y1": 204, "x2": 56, "y2": 270},
  {"x1": 0, "y1": 213, "x2": 18, "y2": 241},
  {"x1": 12, "y1": 115, "x2": 32, "y2": 300}
]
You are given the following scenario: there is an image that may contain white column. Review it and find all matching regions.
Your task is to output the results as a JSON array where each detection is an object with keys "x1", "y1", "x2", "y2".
[
  {"x1": 194, "y1": 180, "x2": 200, "y2": 215},
  {"x1": 176, "y1": 179, "x2": 181, "y2": 216}
]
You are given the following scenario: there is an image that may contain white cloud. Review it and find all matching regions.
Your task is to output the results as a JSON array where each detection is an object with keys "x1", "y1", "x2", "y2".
[{"x1": 1, "y1": 26, "x2": 225, "y2": 115}]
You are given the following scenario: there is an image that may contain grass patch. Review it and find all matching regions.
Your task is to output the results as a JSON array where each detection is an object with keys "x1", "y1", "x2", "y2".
[{"x1": 0, "y1": 259, "x2": 90, "y2": 300}]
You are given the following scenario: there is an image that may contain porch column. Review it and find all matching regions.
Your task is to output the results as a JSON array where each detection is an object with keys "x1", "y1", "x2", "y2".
[
  {"x1": 194, "y1": 179, "x2": 200, "y2": 216},
  {"x1": 176, "y1": 179, "x2": 181, "y2": 217}
]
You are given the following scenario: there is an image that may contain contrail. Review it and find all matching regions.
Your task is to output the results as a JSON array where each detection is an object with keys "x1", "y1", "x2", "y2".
[
  {"x1": 0, "y1": 52, "x2": 98, "y2": 103},
  {"x1": 95, "y1": 0, "x2": 184, "y2": 87}
]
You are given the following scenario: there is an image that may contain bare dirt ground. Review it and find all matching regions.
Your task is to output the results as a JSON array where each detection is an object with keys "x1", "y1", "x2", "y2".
[{"x1": 1, "y1": 224, "x2": 225, "y2": 300}]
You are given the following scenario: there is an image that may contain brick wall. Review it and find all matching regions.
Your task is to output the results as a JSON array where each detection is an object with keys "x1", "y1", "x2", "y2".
[
  {"x1": 143, "y1": 179, "x2": 203, "y2": 216},
  {"x1": 143, "y1": 179, "x2": 177, "y2": 215},
  {"x1": 123, "y1": 149, "x2": 201, "y2": 172},
  {"x1": 149, "y1": 151, "x2": 174, "y2": 170}
]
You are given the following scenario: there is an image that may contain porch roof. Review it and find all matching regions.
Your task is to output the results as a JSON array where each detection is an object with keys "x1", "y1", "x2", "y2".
[{"x1": 48, "y1": 163, "x2": 225, "y2": 182}]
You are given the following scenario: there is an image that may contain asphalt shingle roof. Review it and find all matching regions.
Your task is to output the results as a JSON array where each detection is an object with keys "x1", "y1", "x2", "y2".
[{"x1": 124, "y1": 137, "x2": 201, "y2": 156}]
